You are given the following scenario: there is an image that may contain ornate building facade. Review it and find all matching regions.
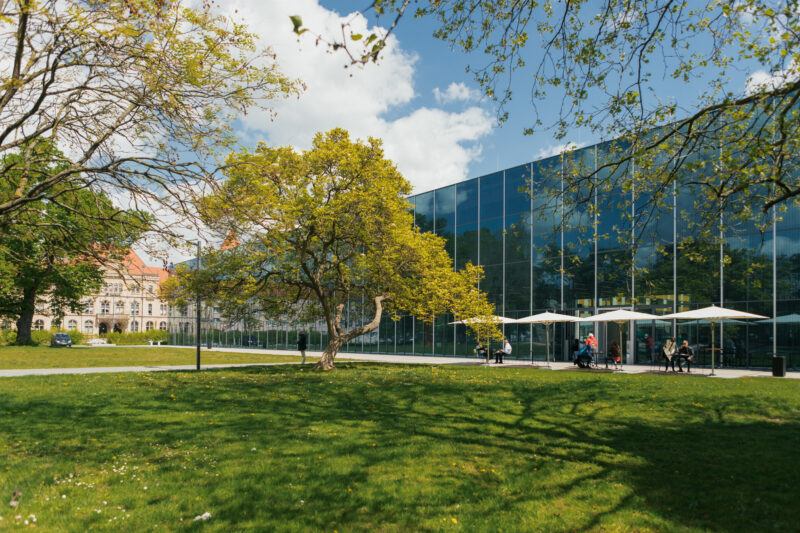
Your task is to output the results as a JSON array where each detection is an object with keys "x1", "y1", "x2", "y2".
[{"x1": 30, "y1": 250, "x2": 170, "y2": 335}]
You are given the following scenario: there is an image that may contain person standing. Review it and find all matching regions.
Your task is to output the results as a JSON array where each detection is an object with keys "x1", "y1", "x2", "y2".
[
  {"x1": 297, "y1": 332, "x2": 308, "y2": 364},
  {"x1": 608, "y1": 339, "x2": 621, "y2": 369}
]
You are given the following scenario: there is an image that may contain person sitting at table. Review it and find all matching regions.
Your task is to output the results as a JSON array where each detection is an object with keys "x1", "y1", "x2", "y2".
[
  {"x1": 475, "y1": 341, "x2": 488, "y2": 360},
  {"x1": 676, "y1": 340, "x2": 694, "y2": 372},
  {"x1": 494, "y1": 338, "x2": 512, "y2": 364},
  {"x1": 662, "y1": 336, "x2": 677, "y2": 371},
  {"x1": 608, "y1": 339, "x2": 621, "y2": 369}
]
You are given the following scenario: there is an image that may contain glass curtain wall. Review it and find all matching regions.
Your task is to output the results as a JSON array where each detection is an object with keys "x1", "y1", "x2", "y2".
[{"x1": 169, "y1": 137, "x2": 796, "y2": 369}]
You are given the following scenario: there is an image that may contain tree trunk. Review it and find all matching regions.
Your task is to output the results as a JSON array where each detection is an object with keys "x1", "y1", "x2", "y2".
[
  {"x1": 315, "y1": 338, "x2": 344, "y2": 370},
  {"x1": 15, "y1": 287, "x2": 37, "y2": 345},
  {"x1": 315, "y1": 295, "x2": 386, "y2": 371}
]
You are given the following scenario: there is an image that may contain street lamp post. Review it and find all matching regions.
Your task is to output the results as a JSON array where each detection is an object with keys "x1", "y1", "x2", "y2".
[{"x1": 196, "y1": 240, "x2": 201, "y2": 371}]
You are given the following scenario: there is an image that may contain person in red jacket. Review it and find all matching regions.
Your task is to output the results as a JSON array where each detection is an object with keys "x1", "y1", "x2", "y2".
[{"x1": 585, "y1": 333, "x2": 598, "y2": 353}]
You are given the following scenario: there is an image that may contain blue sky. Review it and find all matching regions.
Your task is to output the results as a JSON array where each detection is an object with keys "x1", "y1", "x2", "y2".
[
  {"x1": 145, "y1": 0, "x2": 776, "y2": 264},
  {"x1": 223, "y1": 0, "x2": 568, "y2": 194},
  {"x1": 224, "y1": 0, "x2": 766, "y2": 193}
]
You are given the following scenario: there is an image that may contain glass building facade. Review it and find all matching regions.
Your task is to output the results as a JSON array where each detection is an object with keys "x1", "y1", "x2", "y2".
[{"x1": 169, "y1": 139, "x2": 800, "y2": 370}]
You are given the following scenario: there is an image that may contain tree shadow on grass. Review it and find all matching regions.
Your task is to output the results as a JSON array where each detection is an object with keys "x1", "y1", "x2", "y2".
[{"x1": 2, "y1": 365, "x2": 799, "y2": 531}]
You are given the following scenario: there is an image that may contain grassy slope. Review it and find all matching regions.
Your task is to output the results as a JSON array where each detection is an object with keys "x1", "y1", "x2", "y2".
[
  {"x1": 1, "y1": 364, "x2": 798, "y2": 532},
  {"x1": 0, "y1": 346, "x2": 314, "y2": 369}
]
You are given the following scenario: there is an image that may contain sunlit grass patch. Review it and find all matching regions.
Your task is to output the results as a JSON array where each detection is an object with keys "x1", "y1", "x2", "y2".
[
  {"x1": 0, "y1": 346, "x2": 316, "y2": 369},
  {"x1": 1, "y1": 364, "x2": 798, "y2": 531}
]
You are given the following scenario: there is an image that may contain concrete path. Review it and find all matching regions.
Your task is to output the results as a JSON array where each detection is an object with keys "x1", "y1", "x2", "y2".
[{"x1": 1, "y1": 346, "x2": 795, "y2": 379}]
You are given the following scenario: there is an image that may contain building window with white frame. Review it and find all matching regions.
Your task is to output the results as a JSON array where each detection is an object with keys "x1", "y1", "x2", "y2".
[
  {"x1": 131, "y1": 320, "x2": 139, "y2": 332},
  {"x1": 115, "y1": 301, "x2": 125, "y2": 314},
  {"x1": 33, "y1": 319, "x2": 45, "y2": 330},
  {"x1": 131, "y1": 301, "x2": 139, "y2": 315},
  {"x1": 148, "y1": 303, "x2": 153, "y2": 315},
  {"x1": 84, "y1": 320, "x2": 93, "y2": 333},
  {"x1": 67, "y1": 319, "x2": 77, "y2": 330},
  {"x1": 100, "y1": 301, "x2": 110, "y2": 314},
  {"x1": 84, "y1": 300, "x2": 94, "y2": 314},
  {"x1": 159, "y1": 321, "x2": 167, "y2": 330},
  {"x1": 146, "y1": 321, "x2": 153, "y2": 331}
]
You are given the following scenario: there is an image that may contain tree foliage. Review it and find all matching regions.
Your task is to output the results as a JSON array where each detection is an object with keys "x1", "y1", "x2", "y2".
[
  {"x1": 0, "y1": 0, "x2": 299, "y2": 243},
  {"x1": 0, "y1": 142, "x2": 149, "y2": 344},
  {"x1": 164, "y1": 129, "x2": 500, "y2": 369},
  {"x1": 297, "y1": 1, "x2": 800, "y2": 235}
]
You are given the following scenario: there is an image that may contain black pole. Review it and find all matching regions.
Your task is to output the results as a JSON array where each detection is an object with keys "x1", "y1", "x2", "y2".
[{"x1": 196, "y1": 240, "x2": 201, "y2": 371}]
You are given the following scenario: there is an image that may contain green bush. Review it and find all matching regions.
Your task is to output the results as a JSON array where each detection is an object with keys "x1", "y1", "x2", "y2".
[
  {"x1": 66, "y1": 330, "x2": 84, "y2": 345},
  {"x1": 101, "y1": 329, "x2": 168, "y2": 345},
  {"x1": 0, "y1": 327, "x2": 85, "y2": 345},
  {"x1": 0, "y1": 329, "x2": 16, "y2": 345},
  {"x1": 30, "y1": 330, "x2": 52, "y2": 345}
]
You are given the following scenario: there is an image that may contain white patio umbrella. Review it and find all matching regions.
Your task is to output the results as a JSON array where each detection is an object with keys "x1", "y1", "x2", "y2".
[
  {"x1": 579, "y1": 309, "x2": 661, "y2": 368},
  {"x1": 662, "y1": 305, "x2": 768, "y2": 375},
  {"x1": 757, "y1": 313, "x2": 800, "y2": 324},
  {"x1": 514, "y1": 312, "x2": 580, "y2": 366},
  {"x1": 448, "y1": 315, "x2": 515, "y2": 363},
  {"x1": 448, "y1": 315, "x2": 518, "y2": 325}
]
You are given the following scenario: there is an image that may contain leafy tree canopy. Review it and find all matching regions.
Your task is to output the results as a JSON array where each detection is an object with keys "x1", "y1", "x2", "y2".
[
  {"x1": 0, "y1": 0, "x2": 300, "y2": 245},
  {"x1": 164, "y1": 129, "x2": 500, "y2": 369},
  {"x1": 294, "y1": 1, "x2": 800, "y2": 238},
  {"x1": 0, "y1": 141, "x2": 150, "y2": 344}
]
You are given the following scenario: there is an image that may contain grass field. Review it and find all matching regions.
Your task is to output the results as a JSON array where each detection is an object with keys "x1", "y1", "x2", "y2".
[
  {"x1": 1, "y1": 364, "x2": 798, "y2": 531},
  {"x1": 0, "y1": 346, "x2": 314, "y2": 369}
]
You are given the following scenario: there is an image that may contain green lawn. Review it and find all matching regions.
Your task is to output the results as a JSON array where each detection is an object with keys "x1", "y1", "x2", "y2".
[
  {"x1": 1, "y1": 364, "x2": 798, "y2": 531},
  {"x1": 0, "y1": 346, "x2": 314, "y2": 369}
]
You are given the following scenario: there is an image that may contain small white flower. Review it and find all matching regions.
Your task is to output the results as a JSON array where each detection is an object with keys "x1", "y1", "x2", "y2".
[
  {"x1": 143, "y1": 487, "x2": 147, "y2": 491},
  {"x1": 193, "y1": 511, "x2": 212, "y2": 521},
  {"x1": 61, "y1": 494, "x2": 66, "y2": 499}
]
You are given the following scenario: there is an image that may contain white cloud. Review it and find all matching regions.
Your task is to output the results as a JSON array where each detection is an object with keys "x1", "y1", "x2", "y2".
[
  {"x1": 433, "y1": 82, "x2": 480, "y2": 104},
  {"x1": 745, "y1": 59, "x2": 800, "y2": 95},
  {"x1": 220, "y1": 0, "x2": 494, "y2": 192},
  {"x1": 535, "y1": 142, "x2": 585, "y2": 160}
]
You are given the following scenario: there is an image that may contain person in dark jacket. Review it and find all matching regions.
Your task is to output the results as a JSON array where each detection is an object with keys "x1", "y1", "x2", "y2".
[
  {"x1": 676, "y1": 339, "x2": 694, "y2": 372},
  {"x1": 297, "y1": 332, "x2": 308, "y2": 364}
]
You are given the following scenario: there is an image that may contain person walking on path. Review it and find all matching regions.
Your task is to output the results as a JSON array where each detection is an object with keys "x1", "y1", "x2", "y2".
[
  {"x1": 662, "y1": 337, "x2": 677, "y2": 371},
  {"x1": 297, "y1": 332, "x2": 308, "y2": 364}
]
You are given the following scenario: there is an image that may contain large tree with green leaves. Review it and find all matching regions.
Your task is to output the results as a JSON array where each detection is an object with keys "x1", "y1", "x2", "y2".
[
  {"x1": 0, "y1": 0, "x2": 299, "y2": 243},
  {"x1": 164, "y1": 129, "x2": 500, "y2": 370},
  {"x1": 296, "y1": 1, "x2": 800, "y2": 235},
  {"x1": 0, "y1": 142, "x2": 149, "y2": 344}
]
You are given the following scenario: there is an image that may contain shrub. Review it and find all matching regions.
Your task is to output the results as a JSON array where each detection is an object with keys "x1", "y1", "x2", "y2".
[
  {"x1": 102, "y1": 330, "x2": 168, "y2": 345},
  {"x1": 0, "y1": 329, "x2": 16, "y2": 345},
  {"x1": 66, "y1": 330, "x2": 84, "y2": 345},
  {"x1": 30, "y1": 330, "x2": 52, "y2": 345}
]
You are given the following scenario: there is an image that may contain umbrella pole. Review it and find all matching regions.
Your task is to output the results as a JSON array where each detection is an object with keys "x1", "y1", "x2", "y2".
[
  {"x1": 618, "y1": 321, "x2": 624, "y2": 370},
  {"x1": 710, "y1": 320, "x2": 716, "y2": 376},
  {"x1": 546, "y1": 323, "x2": 550, "y2": 368}
]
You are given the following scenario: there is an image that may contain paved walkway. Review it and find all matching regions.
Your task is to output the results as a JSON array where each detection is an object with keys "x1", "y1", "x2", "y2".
[{"x1": 1, "y1": 346, "x2": 796, "y2": 379}]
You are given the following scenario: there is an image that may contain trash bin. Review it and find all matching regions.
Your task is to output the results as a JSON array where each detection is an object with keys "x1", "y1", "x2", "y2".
[{"x1": 772, "y1": 356, "x2": 786, "y2": 377}]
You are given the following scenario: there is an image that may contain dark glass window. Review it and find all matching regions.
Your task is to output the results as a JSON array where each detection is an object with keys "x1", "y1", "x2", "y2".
[
  {"x1": 456, "y1": 223, "x2": 479, "y2": 270},
  {"x1": 505, "y1": 260, "x2": 531, "y2": 313},
  {"x1": 505, "y1": 212, "x2": 531, "y2": 263},
  {"x1": 456, "y1": 179, "x2": 478, "y2": 226},
  {"x1": 479, "y1": 217, "x2": 504, "y2": 266},
  {"x1": 505, "y1": 164, "x2": 531, "y2": 215},
  {"x1": 414, "y1": 191, "x2": 434, "y2": 233},
  {"x1": 480, "y1": 172, "x2": 504, "y2": 220},
  {"x1": 435, "y1": 186, "x2": 456, "y2": 262}
]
